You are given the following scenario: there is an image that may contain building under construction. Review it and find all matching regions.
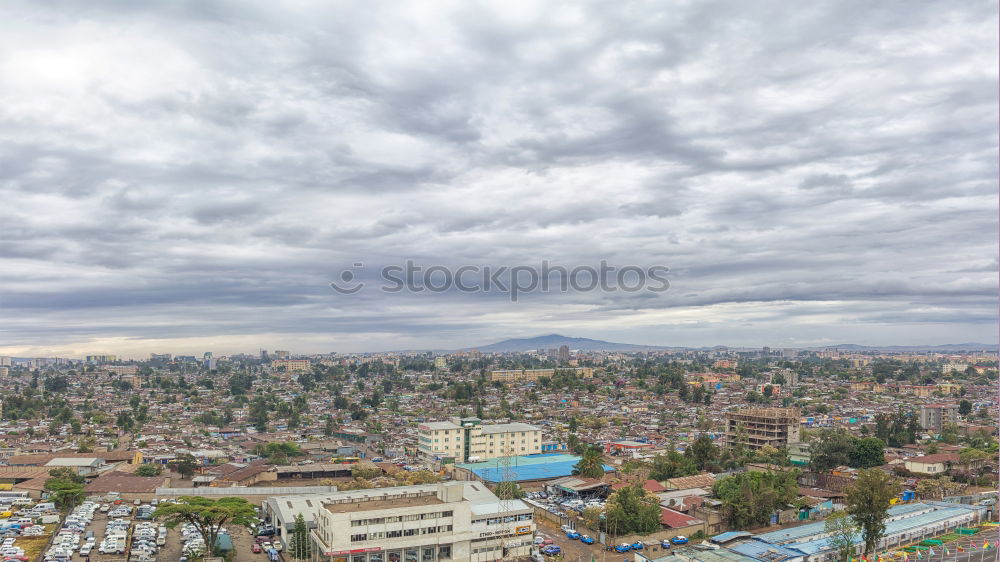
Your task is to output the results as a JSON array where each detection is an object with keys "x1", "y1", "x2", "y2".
[{"x1": 725, "y1": 407, "x2": 801, "y2": 451}]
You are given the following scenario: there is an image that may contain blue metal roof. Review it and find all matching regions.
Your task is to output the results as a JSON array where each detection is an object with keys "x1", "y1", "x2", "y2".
[
  {"x1": 455, "y1": 454, "x2": 613, "y2": 483},
  {"x1": 777, "y1": 505, "x2": 979, "y2": 557},
  {"x1": 712, "y1": 531, "x2": 753, "y2": 544},
  {"x1": 754, "y1": 502, "x2": 933, "y2": 545},
  {"x1": 729, "y1": 540, "x2": 804, "y2": 561}
]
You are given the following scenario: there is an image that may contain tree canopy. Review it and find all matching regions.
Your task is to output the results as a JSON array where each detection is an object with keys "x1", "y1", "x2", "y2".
[
  {"x1": 153, "y1": 496, "x2": 256, "y2": 556},
  {"x1": 572, "y1": 446, "x2": 606, "y2": 479},
  {"x1": 712, "y1": 469, "x2": 798, "y2": 529},
  {"x1": 845, "y1": 469, "x2": 901, "y2": 556},
  {"x1": 603, "y1": 484, "x2": 662, "y2": 536}
]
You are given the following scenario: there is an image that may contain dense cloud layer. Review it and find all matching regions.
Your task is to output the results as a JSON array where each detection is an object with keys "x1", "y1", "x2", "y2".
[{"x1": 1, "y1": 0, "x2": 997, "y2": 357}]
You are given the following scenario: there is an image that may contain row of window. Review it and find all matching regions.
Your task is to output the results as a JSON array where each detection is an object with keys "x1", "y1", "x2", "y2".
[
  {"x1": 343, "y1": 545, "x2": 453, "y2": 562},
  {"x1": 471, "y1": 514, "x2": 532, "y2": 526},
  {"x1": 351, "y1": 525, "x2": 454, "y2": 542},
  {"x1": 351, "y1": 511, "x2": 454, "y2": 526}
]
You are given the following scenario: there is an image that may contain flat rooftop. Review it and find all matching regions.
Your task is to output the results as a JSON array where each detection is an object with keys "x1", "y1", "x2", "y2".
[{"x1": 324, "y1": 493, "x2": 444, "y2": 514}]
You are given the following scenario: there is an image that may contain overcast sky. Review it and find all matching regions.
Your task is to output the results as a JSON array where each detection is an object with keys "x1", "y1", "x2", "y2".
[{"x1": 1, "y1": 0, "x2": 997, "y2": 358}]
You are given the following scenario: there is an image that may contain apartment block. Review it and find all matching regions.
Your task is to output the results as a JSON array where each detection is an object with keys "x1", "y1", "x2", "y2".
[
  {"x1": 418, "y1": 418, "x2": 542, "y2": 463},
  {"x1": 488, "y1": 367, "x2": 592, "y2": 382},
  {"x1": 725, "y1": 407, "x2": 801, "y2": 451},
  {"x1": 272, "y1": 359, "x2": 312, "y2": 373},
  {"x1": 310, "y1": 482, "x2": 535, "y2": 562},
  {"x1": 919, "y1": 404, "x2": 959, "y2": 433}
]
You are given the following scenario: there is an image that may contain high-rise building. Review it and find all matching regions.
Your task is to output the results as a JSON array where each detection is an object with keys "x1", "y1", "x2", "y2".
[
  {"x1": 0, "y1": 356, "x2": 10, "y2": 367},
  {"x1": 558, "y1": 345, "x2": 570, "y2": 362},
  {"x1": 418, "y1": 417, "x2": 542, "y2": 463},
  {"x1": 274, "y1": 350, "x2": 290, "y2": 359},
  {"x1": 434, "y1": 356, "x2": 447, "y2": 369},
  {"x1": 725, "y1": 408, "x2": 801, "y2": 451},
  {"x1": 919, "y1": 404, "x2": 959, "y2": 433}
]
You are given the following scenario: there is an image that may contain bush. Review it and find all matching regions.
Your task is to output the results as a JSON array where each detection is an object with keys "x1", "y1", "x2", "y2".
[{"x1": 136, "y1": 464, "x2": 163, "y2": 477}]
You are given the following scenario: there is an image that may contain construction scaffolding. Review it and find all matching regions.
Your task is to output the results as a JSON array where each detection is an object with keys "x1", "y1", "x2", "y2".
[{"x1": 725, "y1": 407, "x2": 801, "y2": 451}]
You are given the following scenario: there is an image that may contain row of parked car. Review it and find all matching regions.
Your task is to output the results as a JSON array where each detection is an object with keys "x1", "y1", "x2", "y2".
[
  {"x1": 181, "y1": 522, "x2": 209, "y2": 556},
  {"x1": 44, "y1": 501, "x2": 101, "y2": 561},
  {"x1": 0, "y1": 537, "x2": 26, "y2": 561},
  {"x1": 130, "y1": 521, "x2": 166, "y2": 561},
  {"x1": 99, "y1": 517, "x2": 131, "y2": 555}
]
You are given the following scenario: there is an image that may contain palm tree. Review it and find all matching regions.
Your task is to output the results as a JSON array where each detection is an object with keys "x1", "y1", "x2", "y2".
[{"x1": 572, "y1": 446, "x2": 605, "y2": 478}]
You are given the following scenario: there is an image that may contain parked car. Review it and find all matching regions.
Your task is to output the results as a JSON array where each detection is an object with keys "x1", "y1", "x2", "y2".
[
  {"x1": 566, "y1": 531, "x2": 580, "y2": 540},
  {"x1": 541, "y1": 545, "x2": 562, "y2": 556},
  {"x1": 631, "y1": 542, "x2": 644, "y2": 550},
  {"x1": 580, "y1": 535, "x2": 595, "y2": 545},
  {"x1": 614, "y1": 544, "x2": 632, "y2": 553},
  {"x1": 671, "y1": 536, "x2": 689, "y2": 545},
  {"x1": 252, "y1": 543, "x2": 262, "y2": 553}
]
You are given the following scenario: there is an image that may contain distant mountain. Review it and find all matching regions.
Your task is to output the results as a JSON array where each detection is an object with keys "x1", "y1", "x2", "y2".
[
  {"x1": 467, "y1": 334, "x2": 676, "y2": 352},
  {"x1": 820, "y1": 343, "x2": 997, "y2": 352}
]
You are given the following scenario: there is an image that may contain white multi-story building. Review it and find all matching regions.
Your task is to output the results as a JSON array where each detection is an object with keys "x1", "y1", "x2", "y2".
[
  {"x1": 417, "y1": 418, "x2": 542, "y2": 463},
  {"x1": 310, "y1": 482, "x2": 535, "y2": 562}
]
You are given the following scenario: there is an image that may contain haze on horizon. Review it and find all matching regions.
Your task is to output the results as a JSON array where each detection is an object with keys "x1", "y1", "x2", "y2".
[{"x1": 0, "y1": 1, "x2": 997, "y2": 359}]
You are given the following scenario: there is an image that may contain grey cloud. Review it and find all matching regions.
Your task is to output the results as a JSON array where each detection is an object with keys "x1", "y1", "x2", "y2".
[{"x1": 0, "y1": 0, "x2": 996, "y2": 354}]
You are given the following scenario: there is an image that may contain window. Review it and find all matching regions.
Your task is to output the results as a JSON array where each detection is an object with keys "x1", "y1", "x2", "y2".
[
  {"x1": 351, "y1": 533, "x2": 368, "y2": 542},
  {"x1": 439, "y1": 545, "x2": 451, "y2": 560},
  {"x1": 442, "y1": 511, "x2": 453, "y2": 517}
]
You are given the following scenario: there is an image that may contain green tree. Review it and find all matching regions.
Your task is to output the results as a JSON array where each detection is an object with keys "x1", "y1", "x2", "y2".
[
  {"x1": 712, "y1": 470, "x2": 799, "y2": 529},
  {"x1": 153, "y1": 496, "x2": 256, "y2": 556},
  {"x1": 958, "y1": 400, "x2": 972, "y2": 416},
  {"x1": 649, "y1": 451, "x2": 698, "y2": 481},
  {"x1": 939, "y1": 423, "x2": 961, "y2": 444},
  {"x1": 685, "y1": 434, "x2": 719, "y2": 471},
  {"x1": 824, "y1": 511, "x2": 859, "y2": 562},
  {"x1": 47, "y1": 467, "x2": 85, "y2": 484},
  {"x1": 849, "y1": 438, "x2": 886, "y2": 469},
  {"x1": 572, "y1": 446, "x2": 605, "y2": 478},
  {"x1": 603, "y1": 484, "x2": 662, "y2": 536},
  {"x1": 170, "y1": 453, "x2": 199, "y2": 479},
  {"x1": 291, "y1": 513, "x2": 311, "y2": 559},
  {"x1": 809, "y1": 429, "x2": 854, "y2": 472},
  {"x1": 136, "y1": 464, "x2": 164, "y2": 477},
  {"x1": 44, "y1": 478, "x2": 85, "y2": 512},
  {"x1": 845, "y1": 469, "x2": 901, "y2": 557}
]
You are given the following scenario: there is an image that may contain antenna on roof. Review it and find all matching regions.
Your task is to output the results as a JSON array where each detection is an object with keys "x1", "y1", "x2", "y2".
[{"x1": 492, "y1": 441, "x2": 520, "y2": 560}]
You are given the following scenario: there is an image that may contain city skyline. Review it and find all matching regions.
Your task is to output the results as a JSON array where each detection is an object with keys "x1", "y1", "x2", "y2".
[{"x1": 1, "y1": 1, "x2": 997, "y2": 357}]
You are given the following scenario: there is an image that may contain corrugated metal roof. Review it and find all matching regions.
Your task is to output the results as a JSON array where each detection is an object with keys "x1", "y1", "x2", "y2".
[
  {"x1": 456, "y1": 454, "x2": 612, "y2": 483},
  {"x1": 711, "y1": 531, "x2": 752, "y2": 544}
]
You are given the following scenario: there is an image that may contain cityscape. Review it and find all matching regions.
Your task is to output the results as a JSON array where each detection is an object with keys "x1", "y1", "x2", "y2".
[
  {"x1": 0, "y1": 341, "x2": 996, "y2": 562},
  {"x1": 0, "y1": 1, "x2": 998, "y2": 562}
]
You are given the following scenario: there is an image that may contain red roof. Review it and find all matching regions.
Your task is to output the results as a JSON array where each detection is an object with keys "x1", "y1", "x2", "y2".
[
  {"x1": 908, "y1": 453, "x2": 959, "y2": 464},
  {"x1": 659, "y1": 507, "x2": 703, "y2": 528},
  {"x1": 642, "y1": 479, "x2": 666, "y2": 493}
]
